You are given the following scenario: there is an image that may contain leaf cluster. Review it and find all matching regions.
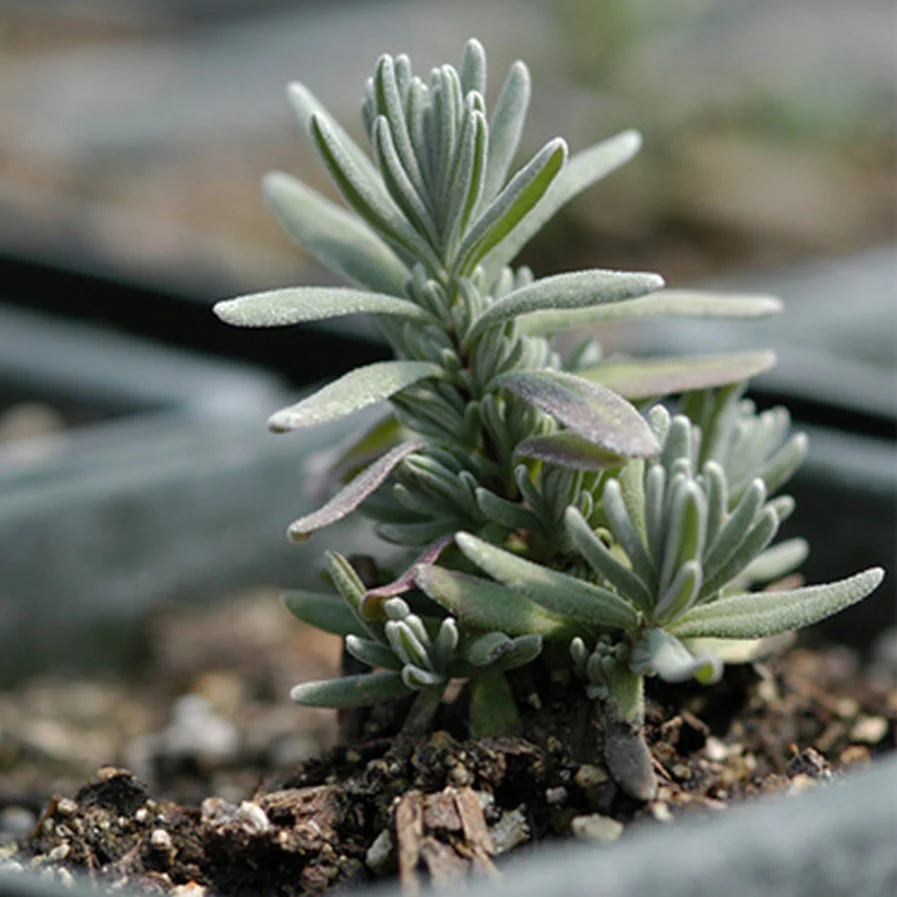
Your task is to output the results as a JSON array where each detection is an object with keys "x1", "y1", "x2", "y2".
[{"x1": 215, "y1": 40, "x2": 883, "y2": 734}]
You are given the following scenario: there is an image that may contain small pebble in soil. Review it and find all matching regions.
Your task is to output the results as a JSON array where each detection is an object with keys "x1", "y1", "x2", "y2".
[
  {"x1": 570, "y1": 814, "x2": 624, "y2": 843},
  {"x1": 489, "y1": 806, "x2": 529, "y2": 855},
  {"x1": 849, "y1": 716, "x2": 888, "y2": 744},
  {"x1": 365, "y1": 829, "x2": 394, "y2": 873}
]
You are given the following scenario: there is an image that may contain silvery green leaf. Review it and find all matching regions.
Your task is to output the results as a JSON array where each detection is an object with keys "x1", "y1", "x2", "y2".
[
  {"x1": 282, "y1": 591, "x2": 368, "y2": 638},
  {"x1": 493, "y1": 369, "x2": 659, "y2": 458},
  {"x1": 483, "y1": 60, "x2": 531, "y2": 201},
  {"x1": 465, "y1": 631, "x2": 514, "y2": 667},
  {"x1": 402, "y1": 665, "x2": 445, "y2": 689},
  {"x1": 701, "y1": 506, "x2": 780, "y2": 598},
  {"x1": 603, "y1": 479, "x2": 657, "y2": 590},
  {"x1": 629, "y1": 628, "x2": 722, "y2": 684},
  {"x1": 460, "y1": 38, "x2": 487, "y2": 97},
  {"x1": 514, "y1": 432, "x2": 628, "y2": 471},
  {"x1": 379, "y1": 518, "x2": 466, "y2": 546},
  {"x1": 682, "y1": 634, "x2": 796, "y2": 664},
  {"x1": 373, "y1": 56, "x2": 428, "y2": 200},
  {"x1": 768, "y1": 495, "x2": 795, "y2": 524},
  {"x1": 704, "y1": 479, "x2": 766, "y2": 577},
  {"x1": 214, "y1": 287, "x2": 431, "y2": 328},
  {"x1": 517, "y1": 290, "x2": 782, "y2": 335},
  {"x1": 605, "y1": 666, "x2": 646, "y2": 725},
  {"x1": 578, "y1": 351, "x2": 776, "y2": 400},
  {"x1": 269, "y1": 361, "x2": 443, "y2": 432},
  {"x1": 644, "y1": 464, "x2": 667, "y2": 562},
  {"x1": 703, "y1": 461, "x2": 728, "y2": 550},
  {"x1": 454, "y1": 138, "x2": 567, "y2": 277},
  {"x1": 310, "y1": 114, "x2": 442, "y2": 271},
  {"x1": 345, "y1": 635, "x2": 403, "y2": 671},
  {"x1": 660, "y1": 481, "x2": 706, "y2": 590},
  {"x1": 564, "y1": 507, "x2": 653, "y2": 613},
  {"x1": 466, "y1": 269, "x2": 664, "y2": 343},
  {"x1": 739, "y1": 538, "x2": 809, "y2": 585},
  {"x1": 444, "y1": 109, "x2": 488, "y2": 249},
  {"x1": 386, "y1": 620, "x2": 431, "y2": 670},
  {"x1": 288, "y1": 440, "x2": 424, "y2": 541},
  {"x1": 290, "y1": 671, "x2": 410, "y2": 708},
  {"x1": 756, "y1": 433, "x2": 808, "y2": 496},
  {"x1": 325, "y1": 551, "x2": 368, "y2": 619},
  {"x1": 653, "y1": 560, "x2": 703, "y2": 625},
  {"x1": 475, "y1": 487, "x2": 544, "y2": 532},
  {"x1": 670, "y1": 568, "x2": 885, "y2": 640},
  {"x1": 468, "y1": 673, "x2": 520, "y2": 738},
  {"x1": 660, "y1": 415, "x2": 693, "y2": 471},
  {"x1": 431, "y1": 618, "x2": 460, "y2": 669},
  {"x1": 455, "y1": 533, "x2": 640, "y2": 632},
  {"x1": 263, "y1": 173, "x2": 408, "y2": 295},
  {"x1": 483, "y1": 130, "x2": 642, "y2": 280},
  {"x1": 618, "y1": 457, "x2": 646, "y2": 543},
  {"x1": 414, "y1": 565, "x2": 581, "y2": 638},
  {"x1": 327, "y1": 413, "x2": 403, "y2": 483},
  {"x1": 287, "y1": 82, "x2": 379, "y2": 179},
  {"x1": 372, "y1": 116, "x2": 439, "y2": 245}
]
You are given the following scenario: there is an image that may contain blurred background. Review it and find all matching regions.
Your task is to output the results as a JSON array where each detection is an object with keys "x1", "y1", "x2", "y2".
[{"x1": 1, "y1": 0, "x2": 894, "y2": 355}]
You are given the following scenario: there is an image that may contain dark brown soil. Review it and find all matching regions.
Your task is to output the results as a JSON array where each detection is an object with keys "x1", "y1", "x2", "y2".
[{"x1": 1, "y1": 588, "x2": 894, "y2": 895}]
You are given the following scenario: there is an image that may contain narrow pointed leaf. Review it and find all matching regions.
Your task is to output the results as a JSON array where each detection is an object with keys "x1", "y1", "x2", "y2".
[
  {"x1": 466, "y1": 631, "x2": 514, "y2": 667},
  {"x1": 325, "y1": 551, "x2": 368, "y2": 618},
  {"x1": 345, "y1": 635, "x2": 403, "y2": 671},
  {"x1": 415, "y1": 565, "x2": 581, "y2": 638},
  {"x1": 670, "y1": 568, "x2": 885, "y2": 640},
  {"x1": 705, "y1": 479, "x2": 767, "y2": 575},
  {"x1": 518, "y1": 290, "x2": 782, "y2": 335},
  {"x1": 288, "y1": 440, "x2": 424, "y2": 541},
  {"x1": 603, "y1": 479, "x2": 657, "y2": 589},
  {"x1": 282, "y1": 591, "x2": 368, "y2": 638},
  {"x1": 701, "y1": 506, "x2": 780, "y2": 598},
  {"x1": 475, "y1": 487, "x2": 544, "y2": 532},
  {"x1": 515, "y1": 432, "x2": 628, "y2": 470},
  {"x1": 460, "y1": 38, "x2": 487, "y2": 97},
  {"x1": 483, "y1": 60, "x2": 531, "y2": 201},
  {"x1": 653, "y1": 560, "x2": 703, "y2": 625},
  {"x1": 287, "y1": 82, "x2": 379, "y2": 178},
  {"x1": 215, "y1": 287, "x2": 430, "y2": 328},
  {"x1": 270, "y1": 362, "x2": 442, "y2": 432},
  {"x1": 493, "y1": 369, "x2": 659, "y2": 458},
  {"x1": 309, "y1": 114, "x2": 442, "y2": 270},
  {"x1": 565, "y1": 507, "x2": 653, "y2": 612},
  {"x1": 455, "y1": 138, "x2": 567, "y2": 276},
  {"x1": 579, "y1": 351, "x2": 777, "y2": 400},
  {"x1": 290, "y1": 671, "x2": 410, "y2": 708},
  {"x1": 263, "y1": 173, "x2": 408, "y2": 294},
  {"x1": 467, "y1": 269, "x2": 663, "y2": 343},
  {"x1": 756, "y1": 433, "x2": 808, "y2": 496},
  {"x1": 455, "y1": 533, "x2": 640, "y2": 631},
  {"x1": 483, "y1": 130, "x2": 642, "y2": 279},
  {"x1": 328, "y1": 413, "x2": 403, "y2": 483}
]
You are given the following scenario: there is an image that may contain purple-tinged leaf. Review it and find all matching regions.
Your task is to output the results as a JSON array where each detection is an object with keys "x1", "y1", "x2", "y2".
[
  {"x1": 493, "y1": 369, "x2": 659, "y2": 458},
  {"x1": 288, "y1": 440, "x2": 424, "y2": 541},
  {"x1": 361, "y1": 534, "x2": 454, "y2": 619},
  {"x1": 578, "y1": 351, "x2": 776, "y2": 399},
  {"x1": 269, "y1": 361, "x2": 443, "y2": 432},
  {"x1": 515, "y1": 432, "x2": 628, "y2": 470}
]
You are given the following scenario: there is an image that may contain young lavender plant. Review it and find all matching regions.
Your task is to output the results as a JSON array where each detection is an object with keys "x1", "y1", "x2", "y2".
[{"x1": 214, "y1": 40, "x2": 883, "y2": 746}]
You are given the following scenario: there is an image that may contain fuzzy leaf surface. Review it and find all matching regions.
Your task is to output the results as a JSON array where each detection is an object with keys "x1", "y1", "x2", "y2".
[
  {"x1": 482, "y1": 130, "x2": 642, "y2": 279},
  {"x1": 288, "y1": 440, "x2": 424, "y2": 541},
  {"x1": 467, "y1": 269, "x2": 664, "y2": 343},
  {"x1": 579, "y1": 351, "x2": 777, "y2": 400},
  {"x1": 454, "y1": 138, "x2": 567, "y2": 276},
  {"x1": 214, "y1": 287, "x2": 430, "y2": 328},
  {"x1": 415, "y1": 564, "x2": 582, "y2": 638},
  {"x1": 270, "y1": 362, "x2": 443, "y2": 432},
  {"x1": 290, "y1": 671, "x2": 410, "y2": 708},
  {"x1": 263, "y1": 173, "x2": 408, "y2": 294},
  {"x1": 494, "y1": 369, "x2": 659, "y2": 458},
  {"x1": 483, "y1": 61, "x2": 531, "y2": 202},
  {"x1": 518, "y1": 290, "x2": 782, "y2": 335},
  {"x1": 669, "y1": 568, "x2": 885, "y2": 639},
  {"x1": 515, "y1": 432, "x2": 628, "y2": 470},
  {"x1": 456, "y1": 533, "x2": 640, "y2": 631}
]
